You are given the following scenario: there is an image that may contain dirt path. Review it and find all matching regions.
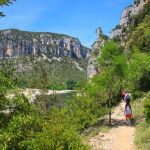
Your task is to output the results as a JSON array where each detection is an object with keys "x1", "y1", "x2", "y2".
[{"x1": 89, "y1": 101, "x2": 136, "y2": 150}]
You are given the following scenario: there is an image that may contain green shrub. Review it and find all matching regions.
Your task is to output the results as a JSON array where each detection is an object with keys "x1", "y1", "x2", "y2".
[
  {"x1": 144, "y1": 97, "x2": 150, "y2": 122},
  {"x1": 66, "y1": 80, "x2": 77, "y2": 90},
  {"x1": 68, "y1": 96, "x2": 108, "y2": 130},
  {"x1": 47, "y1": 83, "x2": 67, "y2": 90},
  {"x1": 14, "y1": 108, "x2": 89, "y2": 150},
  {"x1": 135, "y1": 122, "x2": 150, "y2": 150},
  {"x1": 138, "y1": 71, "x2": 150, "y2": 92},
  {"x1": 128, "y1": 15, "x2": 150, "y2": 52},
  {"x1": 128, "y1": 2, "x2": 150, "y2": 32},
  {"x1": 0, "y1": 94, "x2": 90, "y2": 149},
  {"x1": 134, "y1": 93, "x2": 150, "y2": 150}
]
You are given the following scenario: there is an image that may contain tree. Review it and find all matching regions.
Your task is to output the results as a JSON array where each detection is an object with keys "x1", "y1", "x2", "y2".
[
  {"x1": 97, "y1": 40, "x2": 127, "y2": 125},
  {"x1": 66, "y1": 80, "x2": 76, "y2": 90},
  {"x1": 0, "y1": 65, "x2": 89, "y2": 149},
  {"x1": 0, "y1": 0, "x2": 15, "y2": 17},
  {"x1": 37, "y1": 59, "x2": 48, "y2": 90},
  {"x1": 125, "y1": 51, "x2": 150, "y2": 97},
  {"x1": 127, "y1": 15, "x2": 150, "y2": 53}
]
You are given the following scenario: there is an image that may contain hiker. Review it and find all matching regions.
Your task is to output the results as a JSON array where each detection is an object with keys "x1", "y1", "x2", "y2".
[
  {"x1": 124, "y1": 92, "x2": 131, "y2": 103},
  {"x1": 121, "y1": 90, "x2": 126, "y2": 100},
  {"x1": 124, "y1": 102, "x2": 132, "y2": 125}
]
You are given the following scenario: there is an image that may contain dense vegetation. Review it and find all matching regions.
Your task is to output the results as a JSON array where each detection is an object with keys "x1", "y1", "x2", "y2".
[
  {"x1": 123, "y1": 3, "x2": 150, "y2": 149},
  {"x1": 133, "y1": 92, "x2": 150, "y2": 150},
  {"x1": 0, "y1": 57, "x2": 87, "y2": 90},
  {"x1": 0, "y1": 65, "x2": 107, "y2": 149}
]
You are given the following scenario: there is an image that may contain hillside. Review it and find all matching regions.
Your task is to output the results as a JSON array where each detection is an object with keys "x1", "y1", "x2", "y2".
[
  {"x1": 0, "y1": 29, "x2": 90, "y2": 89},
  {"x1": 0, "y1": 56, "x2": 88, "y2": 90}
]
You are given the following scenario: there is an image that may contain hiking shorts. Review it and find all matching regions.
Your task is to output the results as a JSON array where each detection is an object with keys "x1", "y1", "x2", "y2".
[{"x1": 125, "y1": 114, "x2": 132, "y2": 119}]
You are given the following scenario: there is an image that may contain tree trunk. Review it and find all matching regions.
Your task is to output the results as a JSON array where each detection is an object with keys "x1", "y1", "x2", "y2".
[
  {"x1": 108, "y1": 88, "x2": 112, "y2": 126},
  {"x1": 119, "y1": 78, "x2": 123, "y2": 100},
  {"x1": 109, "y1": 108, "x2": 111, "y2": 125}
]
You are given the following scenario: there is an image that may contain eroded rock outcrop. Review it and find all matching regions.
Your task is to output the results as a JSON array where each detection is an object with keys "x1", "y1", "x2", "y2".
[
  {"x1": 87, "y1": 27, "x2": 108, "y2": 78},
  {"x1": 110, "y1": 0, "x2": 149, "y2": 46},
  {"x1": 0, "y1": 29, "x2": 89, "y2": 59}
]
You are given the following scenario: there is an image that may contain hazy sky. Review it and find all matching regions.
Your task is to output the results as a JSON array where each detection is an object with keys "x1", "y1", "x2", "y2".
[{"x1": 0, "y1": 0, "x2": 133, "y2": 47}]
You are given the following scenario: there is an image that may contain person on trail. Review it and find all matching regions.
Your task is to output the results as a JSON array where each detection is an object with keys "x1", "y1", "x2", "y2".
[
  {"x1": 124, "y1": 102, "x2": 132, "y2": 125},
  {"x1": 121, "y1": 90, "x2": 126, "y2": 100}
]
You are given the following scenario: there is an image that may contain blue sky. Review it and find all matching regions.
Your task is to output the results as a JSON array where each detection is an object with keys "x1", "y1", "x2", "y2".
[{"x1": 0, "y1": 0, "x2": 133, "y2": 47}]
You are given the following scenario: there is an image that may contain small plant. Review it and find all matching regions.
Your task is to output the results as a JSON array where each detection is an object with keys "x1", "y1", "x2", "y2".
[{"x1": 144, "y1": 97, "x2": 150, "y2": 123}]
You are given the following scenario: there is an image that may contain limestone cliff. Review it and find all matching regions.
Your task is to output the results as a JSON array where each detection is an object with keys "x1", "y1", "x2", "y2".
[
  {"x1": 110, "y1": 0, "x2": 149, "y2": 46},
  {"x1": 87, "y1": 27, "x2": 108, "y2": 78},
  {"x1": 0, "y1": 29, "x2": 89, "y2": 59}
]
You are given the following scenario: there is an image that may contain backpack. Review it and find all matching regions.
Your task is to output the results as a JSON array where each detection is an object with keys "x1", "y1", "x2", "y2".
[{"x1": 125, "y1": 94, "x2": 130, "y2": 102}]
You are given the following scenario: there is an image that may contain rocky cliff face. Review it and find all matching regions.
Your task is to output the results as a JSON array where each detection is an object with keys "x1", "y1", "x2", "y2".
[
  {"x1": 87, "y1": 27, "x2": 108, "y2": 78},
  {"x1": 0, "y1": 29, "x2": 89, "y2": 59},
  {"x1": 87, "y1": 0, "x2": 149, "y2": 79},
  {"x1": 110, "y1": 0, "x2": 148, "y2": 46}
]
